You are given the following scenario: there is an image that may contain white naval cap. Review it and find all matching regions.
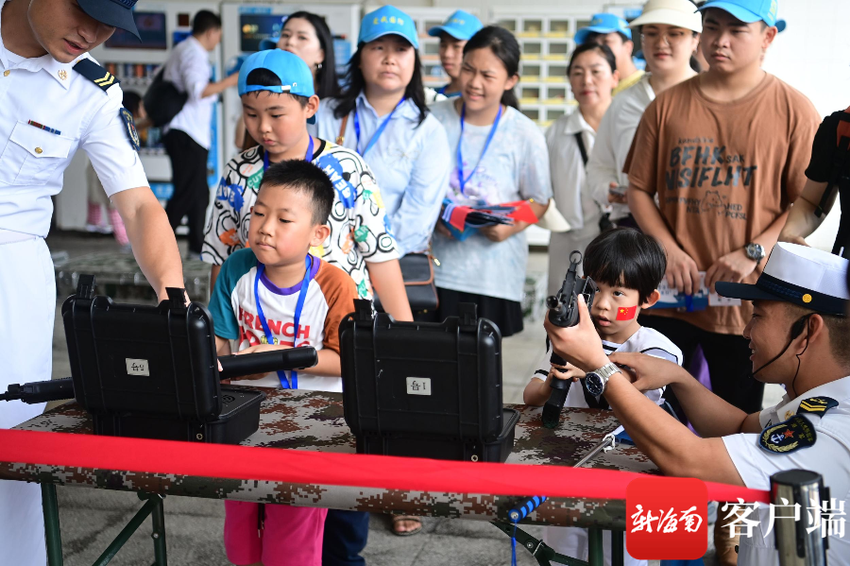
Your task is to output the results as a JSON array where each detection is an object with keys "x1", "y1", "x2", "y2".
[{"x1": 716, "y1": 243, "x2": 850, "y2": 316}]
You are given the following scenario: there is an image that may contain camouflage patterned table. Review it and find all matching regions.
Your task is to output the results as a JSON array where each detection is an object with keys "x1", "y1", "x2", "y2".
[{"x1": 3, "y1": 389, "x2": 658, "y2": 530}]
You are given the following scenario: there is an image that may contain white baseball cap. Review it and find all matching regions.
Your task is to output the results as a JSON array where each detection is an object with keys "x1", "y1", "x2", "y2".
[{"x1": 629, "y1": 0, "x2": 703, "y2": 33}]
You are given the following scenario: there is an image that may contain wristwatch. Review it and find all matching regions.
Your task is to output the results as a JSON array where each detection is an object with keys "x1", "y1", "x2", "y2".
[
  {"x1": 744, "y1": 242, "x2": 766, "y2": 263},
  {"x1": 584, "y1": 363, "x2": 622, "y2": 397}
]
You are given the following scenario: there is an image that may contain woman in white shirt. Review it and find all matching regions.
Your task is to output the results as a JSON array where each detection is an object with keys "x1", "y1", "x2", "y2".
[
  {"x1": 430, "y1": 26, "x2": 551, "y2": 337},
  {"x1": 586, "y1": 0, "x2": 701, "y2": 227},
  {"x1": 545, "y1": 43, "x2": 619, "y2": 293}
]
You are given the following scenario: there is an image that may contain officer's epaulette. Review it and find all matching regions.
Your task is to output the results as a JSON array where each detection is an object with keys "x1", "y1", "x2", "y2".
[
  {"x1": 797, "y1": 396, "x2": 839, "y2": 417},
  {"x1": 72, "y1": 59, "x2": 119, "y2": 92}
]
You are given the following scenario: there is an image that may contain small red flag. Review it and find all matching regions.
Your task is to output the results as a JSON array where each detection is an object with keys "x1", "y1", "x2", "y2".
[{"x1": 616, "y1": 306, "x2": 637, "y2": 320}]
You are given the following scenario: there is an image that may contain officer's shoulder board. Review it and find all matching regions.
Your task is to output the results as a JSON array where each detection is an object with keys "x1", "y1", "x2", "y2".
[
  {"x1": 72, "y1": 59, "x2": 118, "y2": 92},
  {"x1": 797, "y1": 396, "x2": 839, "y2": 417},
  {"x1": 73, "y1": 59, "x2": 139, "y2": 152},
  {"x1": 759, "y1": 414, "x2": 817, "y2": 455}
]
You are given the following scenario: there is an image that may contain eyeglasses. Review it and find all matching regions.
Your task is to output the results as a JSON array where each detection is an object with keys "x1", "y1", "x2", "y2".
[{"x1": 640, "y1": 31, "x2": 690, "y2": 47}]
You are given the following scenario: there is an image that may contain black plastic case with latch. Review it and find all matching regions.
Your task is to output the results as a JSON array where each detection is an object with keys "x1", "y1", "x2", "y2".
[
  {"x1": 62, "y1": 275, "x2": 265, "y2": 444},
  {"x1": 339, "y1": 300, "x2": 519, "y2": 462}
]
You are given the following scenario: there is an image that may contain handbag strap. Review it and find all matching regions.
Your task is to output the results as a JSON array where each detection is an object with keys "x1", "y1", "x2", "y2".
[
  {"x1": 336, "y1": 114, "x2": 349, "y2": 146},
  {"x1": 574, "y1": 132, "x2": 589, "y2": 166}
]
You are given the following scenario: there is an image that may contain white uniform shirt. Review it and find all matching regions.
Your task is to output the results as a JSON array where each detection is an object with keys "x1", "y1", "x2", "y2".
[
  {"x1": 0, "y1": 0, "x2": 147, "y2": 237},
  {"x1": 586, "y1": 74, "x2": 654, "y2": 221},
  {"x1": 545, "y1": 110, "x2": 600, "y2": 231},
  {"x1": 723, "y1": 376, "x2": 850, "y2": 566},
  {"x1": 163, "y1": 36, "x2": 216, "y2": 149}
]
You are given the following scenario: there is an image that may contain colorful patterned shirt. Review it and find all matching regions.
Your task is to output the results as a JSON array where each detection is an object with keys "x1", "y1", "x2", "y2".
[{"x1": 202, "y1": 139, "x2": 400, "y2": 299}]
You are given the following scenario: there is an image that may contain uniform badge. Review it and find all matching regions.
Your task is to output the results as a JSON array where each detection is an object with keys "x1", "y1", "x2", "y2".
[
  {"x1": 759, "y1": 415, "x2": 816, "y2": 454},
  {"x1": 119, "y1": 108, "x2": 140, "y2": 151},
  {"x1": 797, "y1": 396, "x2": 838, "y2": 417}
]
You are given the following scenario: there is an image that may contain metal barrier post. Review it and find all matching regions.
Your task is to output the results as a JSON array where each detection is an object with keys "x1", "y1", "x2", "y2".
[{"x1": 771, "y1": 469, "x2": 828, "y2": 566}]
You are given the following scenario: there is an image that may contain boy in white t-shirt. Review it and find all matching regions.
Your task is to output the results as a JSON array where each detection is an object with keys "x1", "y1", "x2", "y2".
[
  {"x1": 208, "y1": 160, "x2": 358, "y2": 566},
  {"x1": 524, "y1": 228, "x2": 682, "y2": 566}
]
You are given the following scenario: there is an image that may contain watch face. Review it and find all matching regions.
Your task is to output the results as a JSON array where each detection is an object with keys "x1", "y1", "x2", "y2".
[{"x1": 585, "y1": 373, "x2": 605, "y2": 396}]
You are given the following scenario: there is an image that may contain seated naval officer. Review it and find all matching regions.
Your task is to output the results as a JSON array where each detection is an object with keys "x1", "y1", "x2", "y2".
[
  {"x1": 543, "y1": 242, "x2": 850, "y2": 565},
  {"x1": 0, "y1": 0, "x2": 185, "y2": 563}
]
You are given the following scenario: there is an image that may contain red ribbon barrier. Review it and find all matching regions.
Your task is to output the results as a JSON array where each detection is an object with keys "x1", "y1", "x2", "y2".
[{"x1": 0, "y1": 429, "x2": 770, "y2": 503}]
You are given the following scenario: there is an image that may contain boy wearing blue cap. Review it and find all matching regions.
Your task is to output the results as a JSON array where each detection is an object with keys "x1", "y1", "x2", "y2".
[
  {"x1": 575, "y1": 13, "x2": 641, "y2": 93},
  {"x1": 624, "y1": 1, "x2": 820, "y2": 562},
  {"x1": 202, "y1": 49, "x2": 412, "y2": 323},
  {"x1": 427, "y1": 10, "x2": 483, "y2": 98}
]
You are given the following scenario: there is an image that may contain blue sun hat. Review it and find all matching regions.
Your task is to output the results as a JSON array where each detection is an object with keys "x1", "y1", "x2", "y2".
[
  {"x1": 697, "y1": 0, "x2": 778, "y2": 27},
  {"x1": 427, "y1": 10, "x2": 483, "y2": 41},
  {"x1": 359, "y1": 5, "x2": 419, "y2": 49},
  {"x1": 238, "y1": 50, "x2": 316, "y2": 123},
  {"x1": 575, "y1": 13, "x2": 632, "y2": 45}
]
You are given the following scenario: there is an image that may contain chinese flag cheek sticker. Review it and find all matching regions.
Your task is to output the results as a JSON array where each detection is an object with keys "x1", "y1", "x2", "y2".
[
  {"x1": 626, "y1": 477, "x2": 708, "y2": 559},
  {"x1": 616, "y1": 305, "x2": 638, "y2": 320}
]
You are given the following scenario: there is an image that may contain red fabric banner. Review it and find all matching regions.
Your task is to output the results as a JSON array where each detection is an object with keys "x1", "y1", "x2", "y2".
[{"x1": 0, "y1": 429, "x2": 770, "y2": 503}]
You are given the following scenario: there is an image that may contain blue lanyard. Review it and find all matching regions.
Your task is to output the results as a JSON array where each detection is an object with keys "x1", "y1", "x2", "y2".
[
  {"x1": 437, "y1": 84, "x2": 461, "y2": 98},
  {"x1": 263, "y1": 136, "x2": 314, "y2": 170},
  {"x1": 353, "y1": 96, "x2": 405, "y2": 156},
  {"x1": 253, "y1": 255, "x2": 313, "y2": 389},
  {"x1": 457, "y1": 104, "x2": 502, "y2": 194}
]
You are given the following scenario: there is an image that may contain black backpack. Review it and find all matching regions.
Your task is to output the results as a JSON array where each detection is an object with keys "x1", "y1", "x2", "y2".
[
  {"x1": 143, "y1": 66, "x2": 188, "y2": 128},
  {"x1": 815, "y1": 106, "x2": 850, "y2": 258}
]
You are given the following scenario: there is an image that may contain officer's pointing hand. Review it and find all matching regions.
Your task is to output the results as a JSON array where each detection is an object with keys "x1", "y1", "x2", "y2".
[
  {"x1": 543, "y1": 294, "x2": 608, "y2": 372},
  {"x1": 607, "y1": 352, "x2": 690, "y2": 392}
]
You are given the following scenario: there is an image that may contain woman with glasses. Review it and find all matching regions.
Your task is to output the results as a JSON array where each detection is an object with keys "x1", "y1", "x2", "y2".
[{"x1": 585, "y1": 0, "x2": 701, "y2": 230}]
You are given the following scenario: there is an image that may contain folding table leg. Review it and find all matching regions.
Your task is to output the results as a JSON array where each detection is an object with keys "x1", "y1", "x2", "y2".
[
  {"x1": 587, "y1": 528, "x2": 604, "y2": 566},
  {"x1": 149, "y1": 494, "x2": 167, "y2": 566},
  {"x1": 42, "y1": 483, "x2": 64, "y2": 566},
  {"x1": 611, "y1": 530, "x2": 624, "y2": 566}
]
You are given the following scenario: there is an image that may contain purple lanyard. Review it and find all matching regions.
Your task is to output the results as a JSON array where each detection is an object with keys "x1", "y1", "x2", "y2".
[
  {"x1": 263, "y1": 136, "x2": 315, "y2": 170},
  {"x1": 353, "y1": 96, "x2": 405, "y2": 156},
  {"x1": 457, "y1": 103, "x2": 502, "y2": 194},
  {"x1": 253, "y1": 255, "x2": 313, "y2": 389}
]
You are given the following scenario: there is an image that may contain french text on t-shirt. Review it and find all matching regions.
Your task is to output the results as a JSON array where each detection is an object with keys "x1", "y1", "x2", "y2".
[{"x1": 237, "y1": 305, "x2": 312, "y2": 347}]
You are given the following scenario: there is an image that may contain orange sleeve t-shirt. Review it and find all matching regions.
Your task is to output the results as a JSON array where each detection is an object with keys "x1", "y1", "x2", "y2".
[{"x1": 624, "y1": 74, "x2": 819, "y2": 334}]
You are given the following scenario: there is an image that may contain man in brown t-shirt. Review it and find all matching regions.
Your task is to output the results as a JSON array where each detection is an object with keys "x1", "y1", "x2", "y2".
[{"x1": 624, "y1": 1, "x2": 818, "y2": 414}]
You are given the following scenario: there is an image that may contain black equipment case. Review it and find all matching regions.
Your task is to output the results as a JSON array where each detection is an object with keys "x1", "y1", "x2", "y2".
[
  {"x1": 339, "y1": 300, "x2": 519, "y2": 462},
  {"x1": 62, "y1": 275, "x2": 265, "y2": 444}
]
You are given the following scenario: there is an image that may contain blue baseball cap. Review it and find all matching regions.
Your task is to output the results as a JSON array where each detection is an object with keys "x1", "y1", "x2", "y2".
[
  {"x1": 427, "y1": 10, "x2": 483, "y2": 41},
  {"x1": 238, "y1": 49, "x2": 315, "y2": 98},
  {"x1": 697, "y1": 0, "x2": 779, "y2": 27},
  {"x1": 574, "y1": 13, "x2": 632, "y2": 45},
  {"x1": 78, "y1": 0, "x2": 140, "y2": 40},
  {"x1": 359, "y1": 6, "x2": 419, "y2": 49}
]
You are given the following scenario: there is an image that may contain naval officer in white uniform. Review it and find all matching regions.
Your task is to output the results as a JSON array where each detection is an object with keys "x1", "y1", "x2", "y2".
[{"x1": 0, "y1": 0, "x2": 185, "y2": 562}]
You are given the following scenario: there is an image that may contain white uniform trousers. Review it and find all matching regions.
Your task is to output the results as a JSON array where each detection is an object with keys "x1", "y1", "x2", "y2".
[{"x1": 0, "y1": 236, "x2": 53, "y2": 566}]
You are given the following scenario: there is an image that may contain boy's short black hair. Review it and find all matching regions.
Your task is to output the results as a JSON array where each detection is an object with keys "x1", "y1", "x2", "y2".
[
  {"x1": 192, "y1": 10, "x2": 221, "y2": 35},
  {"x1": 259, "y1": 160, "x2": 334, "y2": 225},
  {"x1": 243, "y1": 68, "x2": 310, "y2": 108},
  {"x1": 583, "y1": 228, "x2": 666, "y2": 303}
]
